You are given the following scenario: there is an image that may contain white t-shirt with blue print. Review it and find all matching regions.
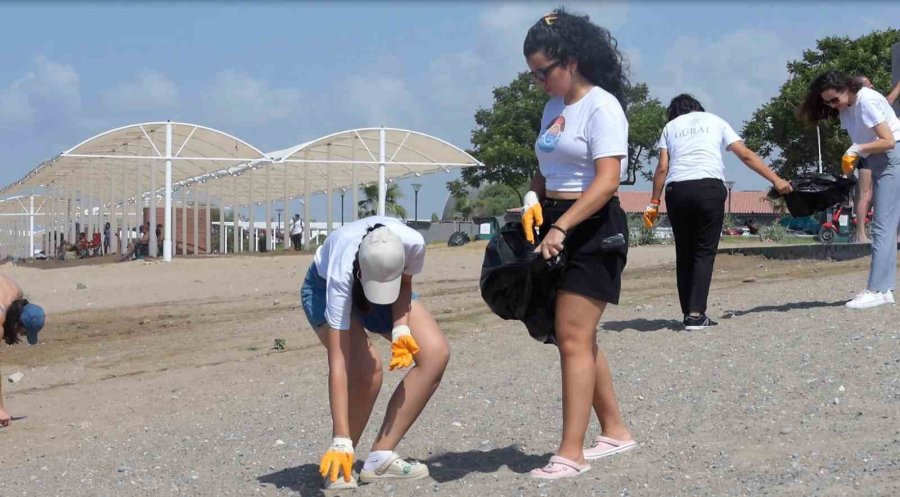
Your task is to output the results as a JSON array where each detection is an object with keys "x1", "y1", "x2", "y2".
[{"x1": 535, "y1": 86, "x2": 629, "y2": 192}]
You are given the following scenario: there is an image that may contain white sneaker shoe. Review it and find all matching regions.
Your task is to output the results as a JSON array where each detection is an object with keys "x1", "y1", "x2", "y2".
[{"x1": 846, "y1": 290, "x2": 894, "y2": 309}]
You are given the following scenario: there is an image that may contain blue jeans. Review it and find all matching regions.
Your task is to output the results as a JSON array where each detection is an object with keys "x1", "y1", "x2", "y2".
[
  {"x1": 300, "y1": 263, "x2": 415, "y2": 334},
  {"x1": 867, "y1": 143, "x2": 900, "y2": 292}
]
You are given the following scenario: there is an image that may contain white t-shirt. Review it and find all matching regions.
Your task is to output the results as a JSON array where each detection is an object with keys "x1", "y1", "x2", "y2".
[
  {"x1": 313, "y1": 216, "x2": 425, "y2": 330},
  {"x1": 839, "y1": 87, "x2": 900, "y2": 145},
  {"x1": 290, "y1": 218, "x2": 304, "y2": 235},
  {"x1": 657, "y1": 111, "x2": 742, "y2": 185},
  {"x1": 535, "y1": 86, "x2": 629, "y2": 191}
]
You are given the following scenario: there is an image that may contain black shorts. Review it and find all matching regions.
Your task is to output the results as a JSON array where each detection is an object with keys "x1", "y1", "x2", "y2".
[{"x1": 539, "y1": 196, "x2": 628, "y2": 304}]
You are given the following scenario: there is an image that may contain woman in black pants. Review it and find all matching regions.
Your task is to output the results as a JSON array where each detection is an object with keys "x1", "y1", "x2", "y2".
[{"x1": 643, "y1": 94, "x2": 792, "y2": 330}]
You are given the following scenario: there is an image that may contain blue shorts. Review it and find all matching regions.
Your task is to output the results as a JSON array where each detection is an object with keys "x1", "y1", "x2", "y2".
[{"x1": 300, "y1": 263, "x2": 416, "y2": 334}]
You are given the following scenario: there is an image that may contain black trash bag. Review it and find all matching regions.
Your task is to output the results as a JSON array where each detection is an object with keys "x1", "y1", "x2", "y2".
[
  {"x1": 768, "y1": 173, "x2": 857, "y2": 218},
  {"x1": 447, "y1": 231, "x2": 470, "y2": 247},
  {"x1": 480, "y1": 222, "x2": 565, "y2": 345}
]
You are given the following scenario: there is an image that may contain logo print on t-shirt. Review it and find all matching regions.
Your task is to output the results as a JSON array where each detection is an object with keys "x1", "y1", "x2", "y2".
[{"x1": 537, "y1": 115, "x2": 565, "y2": 152}]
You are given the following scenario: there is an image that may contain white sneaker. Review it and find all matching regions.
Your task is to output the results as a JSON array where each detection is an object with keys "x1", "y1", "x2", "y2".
[{"x1": 846, "y1": 290, "x2": 894, "y2": 309}]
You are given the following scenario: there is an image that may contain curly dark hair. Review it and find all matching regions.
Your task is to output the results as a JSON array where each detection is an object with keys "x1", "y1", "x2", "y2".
[
  {"x1": 3, "y1": 298, "x2": 28, "y2": 345},
  {"x1": 667, "y1": 94, "x2": 705, "y2": 121},
  {"x1": 797, "y1": 69, "x2": 862, "y2": 123},
  {"x1": 523, "y1": 7, "x2": 630, "y2": 107}
]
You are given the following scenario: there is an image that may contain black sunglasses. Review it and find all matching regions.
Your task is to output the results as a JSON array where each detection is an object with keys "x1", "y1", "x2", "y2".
[{"x1": 530, "y1": 60, "x2": 562, "y2": 82}]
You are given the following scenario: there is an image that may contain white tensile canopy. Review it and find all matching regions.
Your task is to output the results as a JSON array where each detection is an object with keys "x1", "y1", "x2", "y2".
[{"x1": 0, "y1": 123, "x2": 482, "y2": 261}]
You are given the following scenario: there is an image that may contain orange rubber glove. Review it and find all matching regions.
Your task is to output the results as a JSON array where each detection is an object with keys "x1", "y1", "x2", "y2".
[
  {"x1": 388, "y1": 325, "x2": 420, "y2": 371},
  {"x1": 319, "y1": 437, "x2": 354, "y2": 483},
  {"x1": 522, "y1": 197, "x2": 543, "y2": 244},
  {"x1": 642, "y1": 199, "x2": 661, "y2": 229},
  {"x1": 841, "y1": 154, "x2": 858, "y2": 177}
]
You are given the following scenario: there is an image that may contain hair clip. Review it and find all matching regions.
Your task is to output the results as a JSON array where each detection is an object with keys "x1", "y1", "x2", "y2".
[{"x1": 542, "y1": 13, "x2": 558, "y2": 26}]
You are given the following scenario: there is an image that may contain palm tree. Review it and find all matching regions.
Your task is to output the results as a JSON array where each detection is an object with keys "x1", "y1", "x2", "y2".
[{"x1": 358, "y1": 183, "x2": 407, "y2": 219}]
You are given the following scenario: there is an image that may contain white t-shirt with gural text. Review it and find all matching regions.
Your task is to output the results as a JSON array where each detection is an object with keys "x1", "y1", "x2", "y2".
[
  {"x1": 535, "y1": 86, "x2": 629, "y2": 191},
  {"x1": 839, "y1": 87, "x2": 900, "y2": 145},
  {"x1": 312, "y1": 216, "x2": 424, "y2": 331},
  {"x1": 657, "y1": 111, "x2": 742, "y2": 185}
]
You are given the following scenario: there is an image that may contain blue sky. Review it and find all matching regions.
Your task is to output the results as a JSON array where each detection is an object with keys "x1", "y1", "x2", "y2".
[{"x1": 2, "y1": 1, "x2": 899, "y2": 221}]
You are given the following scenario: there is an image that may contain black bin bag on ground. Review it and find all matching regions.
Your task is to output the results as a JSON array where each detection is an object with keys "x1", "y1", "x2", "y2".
[
  {"x1": 769, "y1": 173, "x2": 857, "y2": 217},
  {"x1": 480, "y1": 222, "x2": 565, "y2": 345}
]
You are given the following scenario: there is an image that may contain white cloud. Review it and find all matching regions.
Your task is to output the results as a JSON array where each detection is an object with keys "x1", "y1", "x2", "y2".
[
  {"x1": 0, "y1": 55, "x2": 81, "y2": 130},
  {"x1": 343, "y1": 75, "x2": 421, "y2": 128},
  {"x1": 104, "y1": 70, "x2": 178, "y2": 112},
  {"x1": 645, "y1": 29, "x2": 791, "y2": 127},
  {"x1": 0, "y1": 87, "x2": 34, "y2": 128},
  {"x1": 201, "y1": 70, "x2": 302, "y2": 126}
]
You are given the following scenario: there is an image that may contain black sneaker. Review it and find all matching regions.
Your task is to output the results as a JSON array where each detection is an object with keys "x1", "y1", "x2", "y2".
[{"x1": 683, "y1": 314, "x2": 717, "y2": 331}]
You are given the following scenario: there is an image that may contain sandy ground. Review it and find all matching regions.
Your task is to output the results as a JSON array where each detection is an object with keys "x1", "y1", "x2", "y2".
[{"x1": 1, "y1": 242, "x2": 898, "y2": 497}]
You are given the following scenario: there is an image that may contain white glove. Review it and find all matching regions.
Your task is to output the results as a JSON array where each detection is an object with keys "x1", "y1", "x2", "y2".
[{"x1": 845, "y1": 143, "x2": 868, "y2": 159}]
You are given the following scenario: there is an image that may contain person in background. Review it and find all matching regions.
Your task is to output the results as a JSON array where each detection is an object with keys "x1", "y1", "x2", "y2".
[
  {"x1": 291, "y1": 214, "x2": 304, "y2": 251},
  {"x1": 799, "y1": 70, "x2": 900, "y2": 308},
  {"x1": 0, "y1": 274, "x2": 45, "y2": 426},
  {"x1": 645, "y1": 94, "x2": 792, "y2": 330},
  {"x1": 850, "y1": 75, "x2": 900, "y2": 243},
  {"x1": 103, "y1": 222, "x2": 111, "y2": 255}
]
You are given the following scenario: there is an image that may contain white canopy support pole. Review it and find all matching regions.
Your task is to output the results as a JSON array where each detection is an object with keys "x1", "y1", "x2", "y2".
[
  {"x1": 121, "y1": 167, "x2": 129, "y2": 254},
  {"x1": 351, "y1": 144, "x2": 359, "y2": 221},
  {"x1": 265, "y1": 163, "x2": 272, "y2": 252},
  {"x1": 304, "y1": 151, "x2": 311, "y2": 250},
  {"x1": 99, "y1": 170, "x2": 106, "y2": 253},
  {"x1": 109, "y1": 168, "x2": 116, "y2": 254},
  {"x1": 164, "y1": 121, "x2": 173, "y2": 262},
  {"x1": 193, "y1": 190, "x2": 199, "y2": 255},
  {"x1": 181, "y1": 188, "x2": 187, "y2": 256},
  {"x1": 28, "y1": 195, "x2": 34, "y2": 258},
  {"x1": 65, "y1": 177, "x2": 72, "y2": 243},
  {"x1": 248, "y1": 168, "x2": 255, "y2": 253},
  {"x1": 326, "y1": 143, "x2": 334, "y2": 235},
  {"x1": 86, "y1": 162, "x2": 93, "y2": 240},
  {"x1": 378, "y1": 127, "x2": 386, "y2": 216},
  {"x1": 205, "y1": 188, "x2": 211, "y2": 255},
  {"x1": 135, "y1": 161, "x2": 143, "y2": 245},
  {"x1": 220, "y1": 181, "x2": 226, "y2": 254},
  {"x1": 149, "y1": 154, "x2": 158, "y2": 257},
  {"x1": 232, "y1": 179, "x2": 239, "y2": 253},
  {"x1": 282, "y1": 163, "x2": 289, "y2": 250}
]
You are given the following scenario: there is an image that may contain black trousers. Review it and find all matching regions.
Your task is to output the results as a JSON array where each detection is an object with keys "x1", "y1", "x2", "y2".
[
  {"x1": 291, "y1": 233, "x2": 302, "y2": 250},
  {"x1": 665, "y1": 178, "x2": 727, "y2": 316}
]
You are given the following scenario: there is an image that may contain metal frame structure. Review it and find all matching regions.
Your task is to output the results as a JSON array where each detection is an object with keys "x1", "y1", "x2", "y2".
[{"x1": 0, "y1": 123, "x2": 482, "y2": 261}]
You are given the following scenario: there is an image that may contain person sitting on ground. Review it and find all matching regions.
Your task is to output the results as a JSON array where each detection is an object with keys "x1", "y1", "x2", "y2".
[
  {"x1": 300, "y1": 215, "x2": 448, "y2": 489},
  {"x1": 0, "y1": 274, "x2": 45, "y2": 427},
  {"x1": 119, "y1": 225, "x2": 150, "y2": 262}
]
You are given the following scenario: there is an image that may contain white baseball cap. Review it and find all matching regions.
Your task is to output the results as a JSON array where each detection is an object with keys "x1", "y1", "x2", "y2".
[{"x1": 359, "y1": 226, "x2": 405, "y2": 304}]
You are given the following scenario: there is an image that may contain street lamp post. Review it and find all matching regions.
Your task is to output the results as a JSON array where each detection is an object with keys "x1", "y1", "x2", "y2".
[
  {"x1": 724, "y1": 180, "x2": 735, "y2": 215},
  {"x1": 412, "y1": 183, "x2": 422, "y2": 229},
  {"x1": 340, "y1": 188, "x2": 347, "y2": 226},
  {"x1": 276, "y1": 208, "x2": 282, "y2": 248}
]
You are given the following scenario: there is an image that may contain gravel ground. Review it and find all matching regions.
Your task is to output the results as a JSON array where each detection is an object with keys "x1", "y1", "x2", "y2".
[{"x1": 1, "y1": 244, "x2": 898, "y2": 496}]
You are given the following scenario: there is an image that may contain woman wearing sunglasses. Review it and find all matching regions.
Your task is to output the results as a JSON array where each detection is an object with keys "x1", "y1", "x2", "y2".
[
  {"x1": 522, "y1": 8, "x2": 635, "y2": 479},
  {"x1": 799, "y1": 69, "x2": 900, "y2": 309}
]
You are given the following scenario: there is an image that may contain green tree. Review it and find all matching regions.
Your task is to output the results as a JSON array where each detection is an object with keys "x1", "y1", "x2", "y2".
[
  {"x1": 357, "y1": 183, "x2": 407, "y2": 219},
  {"x1": 463, "y1": 73, "x2": 668, "y2": 193},
  {"x1": 446, "y1": 179, "x2": 474, "y2": 221},
  {"x1": 473, "y1": 182, "x2": 527, "y2": 217},
  {"x1": 742, "y1": 29, "x2": 900, "y2": 179},
  {"x1": 625, "y1": 83, "x2": 668, "y2": 181}
]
